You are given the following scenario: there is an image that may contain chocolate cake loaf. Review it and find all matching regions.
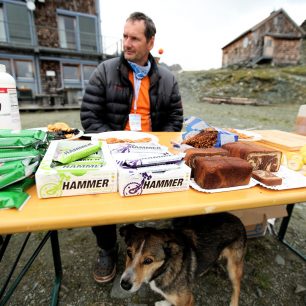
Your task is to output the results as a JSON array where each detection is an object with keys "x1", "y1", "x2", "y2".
[
  {"x1": 222, "y1": 142, "x2": 282, "y2": 171},
  {"x1": 184, "y1": 147, "x2": 229, "y2": 167},
  {"x1": 252, "y1": 170, "x2": 282, "y2": 186},
  {"x1": 193, "y1": 156, "x2": 253, "y2": 189},
  {"x1": 182, "y1": 128, "x2": 218, "y2": 148}
]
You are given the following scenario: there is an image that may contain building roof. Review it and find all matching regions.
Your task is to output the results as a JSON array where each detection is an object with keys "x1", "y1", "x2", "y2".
[{"x1": 222, "y1": 8, "x2": 305, "y2": 49}]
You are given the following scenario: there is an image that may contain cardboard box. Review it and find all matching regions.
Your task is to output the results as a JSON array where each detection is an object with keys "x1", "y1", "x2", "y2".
[
  {"x1": 231, "y1": 205, "x2": 287, "y2": 238},
  {"x1": 35, "y1": 140, "x2": 117, "y2": 198},
  {"x1": 107, "y1": 143, "x2": 191, "y2": 197},
  {"x1": 118, "y1": 164, "x2": 191, "y2": 197}
]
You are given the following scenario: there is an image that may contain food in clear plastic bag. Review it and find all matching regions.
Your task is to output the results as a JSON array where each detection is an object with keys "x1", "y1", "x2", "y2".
[{"x1": 53, "y1": 142, "x2": 101, "y2": 164}]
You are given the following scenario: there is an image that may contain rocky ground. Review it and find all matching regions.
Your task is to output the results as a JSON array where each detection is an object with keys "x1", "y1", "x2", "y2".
[
  {"x1": 1, "y1": 208, "x2": 305, "y2": 306},
  {"x1": 1, "y1": 67, "x2": 306, "y2": 305}
]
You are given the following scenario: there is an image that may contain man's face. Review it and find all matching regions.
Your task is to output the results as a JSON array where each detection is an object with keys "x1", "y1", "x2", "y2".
[{"x1": 123, "y1": 20, "x2": 154, "y2": 66}]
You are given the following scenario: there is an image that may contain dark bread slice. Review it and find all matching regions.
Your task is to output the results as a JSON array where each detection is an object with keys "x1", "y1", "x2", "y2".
[{"x1": 252, "y1": 170, "x2": 282, "y2": 186}]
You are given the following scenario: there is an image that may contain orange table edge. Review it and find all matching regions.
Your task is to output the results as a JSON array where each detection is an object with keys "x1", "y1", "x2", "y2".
[{"x1": 1, "y1": 131, "x2": 306, "y2": 235}]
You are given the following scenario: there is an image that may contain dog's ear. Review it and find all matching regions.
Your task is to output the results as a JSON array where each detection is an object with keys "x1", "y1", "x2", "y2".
[
  {"x1": 163, "y1": 240, "x2": 181, "y2": 258},
  {"x1": 119, "y1": 224, "x2": 137, "y2": 241}
]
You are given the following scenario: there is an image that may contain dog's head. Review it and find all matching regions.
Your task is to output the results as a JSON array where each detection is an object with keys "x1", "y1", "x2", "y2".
[{"x1": 119, "y1": 224, "x2": 180, "y2": 292}]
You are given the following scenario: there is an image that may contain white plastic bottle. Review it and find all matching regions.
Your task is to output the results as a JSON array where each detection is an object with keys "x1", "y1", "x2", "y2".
[
  {"x1": 295, "y1": 105, "x2": 306, "y2": 136},
  {"x1": 0, "y1": 64, "x2": 21, "y2": 130}
]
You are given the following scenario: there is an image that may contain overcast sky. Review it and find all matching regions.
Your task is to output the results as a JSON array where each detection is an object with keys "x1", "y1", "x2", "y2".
[{"x1": 99, "y1": 0, "x2": 306, "y2": 71}]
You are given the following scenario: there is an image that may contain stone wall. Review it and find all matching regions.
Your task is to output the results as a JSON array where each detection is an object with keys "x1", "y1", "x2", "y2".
[
  {"x1": 272, "y1": 38, "x2": 301, "y2": 65},
  {"x1": 222, "y1": 32, "x2": 255, "y2": 66},
  {"x1": 34, "y1": 0, "x2": 96, "y2": 48},
  {"x1": 300, "y1": 39, "x2": 306, "y2": 65},
  {"x1": 40, "y1": 61, "x2": 61, "y2": 93}
]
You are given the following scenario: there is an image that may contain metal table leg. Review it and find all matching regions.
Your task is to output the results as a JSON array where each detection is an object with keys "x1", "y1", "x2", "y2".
[
  {"x1": 0, "y1": 230, "x2": 62, "y2": 306},
  {"x1": 50, "y1": 231, "x2": 62, "y2": 306},
  {"x1": 0, "y1": 235, "x2": 12, "y2": 262},
  {"x1": 278, "y1": 204, "x2": 306, "y2": 261}
]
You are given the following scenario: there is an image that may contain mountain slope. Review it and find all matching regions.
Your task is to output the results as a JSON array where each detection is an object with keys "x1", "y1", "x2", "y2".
[{"x1": 176, "y1": 65, "x2": 306, "y2": 105}]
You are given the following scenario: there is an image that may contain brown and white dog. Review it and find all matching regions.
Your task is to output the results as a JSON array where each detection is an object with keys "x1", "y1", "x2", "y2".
[{"x1": 119, "y1": 213, "x2": 247, "y2": 306}]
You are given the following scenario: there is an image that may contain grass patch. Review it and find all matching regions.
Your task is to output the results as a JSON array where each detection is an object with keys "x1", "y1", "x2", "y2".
[{"x1": 253, "y1": 271, "x2": 272, "y2": 289}]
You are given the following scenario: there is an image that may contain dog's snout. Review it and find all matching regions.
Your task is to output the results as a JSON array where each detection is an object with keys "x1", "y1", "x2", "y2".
[{"x1": 120, "y1": 279, "x2": 132, "y2": 291}]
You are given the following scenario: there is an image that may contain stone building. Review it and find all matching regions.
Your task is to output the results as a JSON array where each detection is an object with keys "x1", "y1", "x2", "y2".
[
  {"x1": 300, "y1": 19, "x2": 306, "y2": 65},
  {"x1": 0, "y1": 0, "x2": 118, "y2": 108},
  {"x1": 222, "y1": 9, "x2": 305, "y2": 67}
]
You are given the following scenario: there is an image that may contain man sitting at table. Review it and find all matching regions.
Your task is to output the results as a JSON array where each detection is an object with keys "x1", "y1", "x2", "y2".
[{"x1": 80, "y1": 12, "x2": 183, "y2": 283}]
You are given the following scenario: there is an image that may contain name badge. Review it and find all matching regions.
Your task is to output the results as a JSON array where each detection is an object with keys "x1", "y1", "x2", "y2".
[{"x1": 129, "y1": 114, "x2": 142, "y2": 131}]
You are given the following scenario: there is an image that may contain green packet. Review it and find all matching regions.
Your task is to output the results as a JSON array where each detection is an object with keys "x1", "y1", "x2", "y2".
[
  {"x1": 0, "y1": 159, "x2": 39, "y2": 189},
  {"x1": 0, "y1": 137, "x2": 44, "y2": 149},
  {"x1": 0, "y1": 190, "x2": 30, "y2": 210},
  {"x1": 0, "y1": 129, "x2": 47, "y2": 142},
  {"x1": 0, "y1": 147, "x2": 42, "y2": 162},
  {"x1": 53, "y1": 153, "x2": 105, "y2": 169},
  {"x1": 70, "y1": 154, "x2": 104, "y2": 164},
  {"x1": 4, "y1": 176, "x2": 35, "y2": 192},
  {"x1": 53, "y1": 142, "x2": 101, "y2": 164}
]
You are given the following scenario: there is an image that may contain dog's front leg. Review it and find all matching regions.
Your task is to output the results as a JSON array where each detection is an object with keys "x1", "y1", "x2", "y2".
[{"x1": 155, "y1": 301, "x2": 172, "y2": 306}]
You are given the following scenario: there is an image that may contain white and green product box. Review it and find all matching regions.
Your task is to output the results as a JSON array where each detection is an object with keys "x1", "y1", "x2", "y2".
[
  {"x1": 35, "y1": 140, "x2": 117, "y2": 198},
  {"x1": 118, "y1": 163, "x2": 191, "y2": 197},
  {"x1": 108, "y1": 143, "x2": 191, "y2": 197}
]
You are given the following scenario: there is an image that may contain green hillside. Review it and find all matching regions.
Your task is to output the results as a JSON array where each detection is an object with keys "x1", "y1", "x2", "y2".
[{"x1": 176, "y1": 65, "x2": 306, "y2": 105}]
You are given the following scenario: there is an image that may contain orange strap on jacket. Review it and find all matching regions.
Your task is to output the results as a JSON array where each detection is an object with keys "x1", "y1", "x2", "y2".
[{"x1": 125, "y1": 71, "x2": 151, "y2": 132}]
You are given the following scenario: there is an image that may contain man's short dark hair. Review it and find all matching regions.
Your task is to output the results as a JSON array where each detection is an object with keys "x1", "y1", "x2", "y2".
[{"x1": 127, "y1": 12, "x2": 156, "y2": 41}]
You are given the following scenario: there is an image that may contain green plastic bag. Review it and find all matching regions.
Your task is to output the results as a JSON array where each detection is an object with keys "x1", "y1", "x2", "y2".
[
  {"x1": 4, "y1": 176, "x2": 35, "y2": 192},
  {"x1": 0, "y1": 147, "x2": 43, "y2": 162},
  {"x1": 0, "y1": 137, "x2": 44, "y2": 149},
  {"x1": 0, "y1": 159, "x2": 39, "y2": 189},
  {"x1": 0, "y1": 191, "x2": 30, "y2": 210},
  {"x1": 0, "y1": 129, "x2": 47, "y2": 141}
]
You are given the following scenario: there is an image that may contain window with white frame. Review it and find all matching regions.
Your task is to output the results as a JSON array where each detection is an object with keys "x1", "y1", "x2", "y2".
[
  {"x1": 57, "y1": 11, "x2": 98, "y2": 52},
  {"x1": 58, "y1": 15, "x2": 77, "y2": 49},
  {"x1": 243, "y1": 37, "x2": 249, "y2": 48},
  {"x1": 265, "y1": 38, "x2": 272, "y2": 47}
]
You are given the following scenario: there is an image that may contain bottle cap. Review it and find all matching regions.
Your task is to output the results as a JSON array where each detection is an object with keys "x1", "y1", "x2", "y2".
[
  {"x1": 298, "y1": 105, "x2": 306, "y2": 117},
  {"x1": 0, "y1": 64, "x2": 6, "y2": 73}
]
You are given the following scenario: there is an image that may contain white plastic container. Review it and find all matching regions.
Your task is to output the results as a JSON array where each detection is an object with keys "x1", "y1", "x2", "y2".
[
  {"x1": 0, "y1": 64, "x2": 21, "y2": 130},
  {"x1": 295, "y1": 105, "x2": 306, "y2": 136}
]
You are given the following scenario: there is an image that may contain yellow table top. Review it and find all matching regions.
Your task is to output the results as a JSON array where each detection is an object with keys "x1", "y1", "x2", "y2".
[{"x1": 1, "y1": 132, "x2": 306, "y2": 235}]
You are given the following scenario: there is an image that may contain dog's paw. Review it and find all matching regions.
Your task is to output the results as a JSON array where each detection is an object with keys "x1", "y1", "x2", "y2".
[{"x1": 155, "y1": 300, "x2": 171, "y2": 306}]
